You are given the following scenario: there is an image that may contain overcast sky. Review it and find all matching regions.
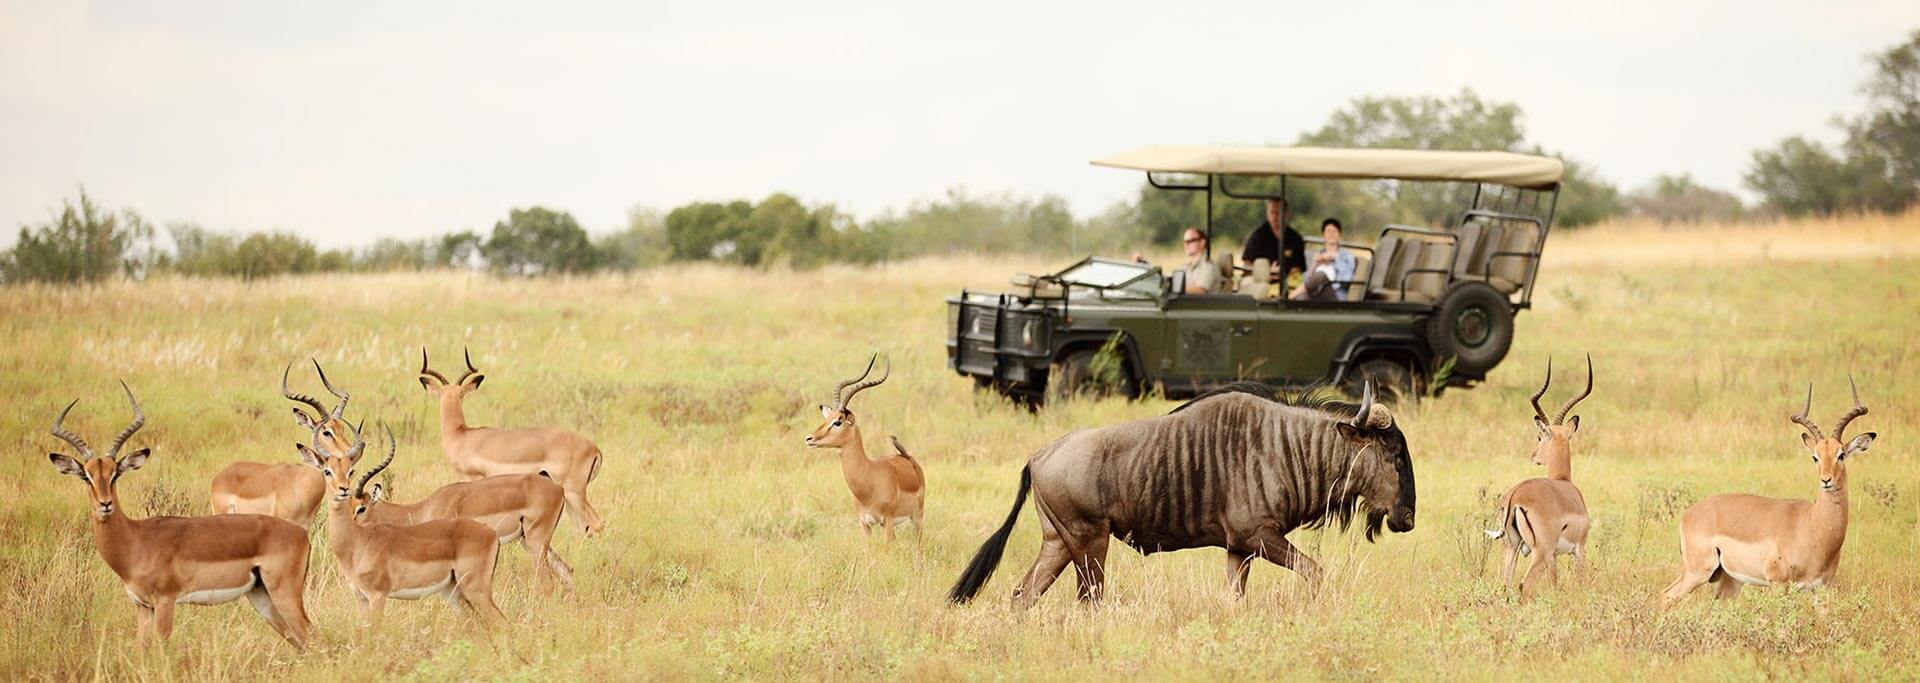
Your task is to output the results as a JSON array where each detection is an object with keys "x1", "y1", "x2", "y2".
[{"x1": 4, "y1": 1, "x2": 1917, "y2": 247}]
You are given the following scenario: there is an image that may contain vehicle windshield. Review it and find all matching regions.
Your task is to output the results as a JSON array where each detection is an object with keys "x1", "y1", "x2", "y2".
[
  {"x1": 1053, "y1": 258, "x2": 1160, "y2": 299},
  {"x1": 1055, "y1": 259, "x2": 1151, "y2": 288}
]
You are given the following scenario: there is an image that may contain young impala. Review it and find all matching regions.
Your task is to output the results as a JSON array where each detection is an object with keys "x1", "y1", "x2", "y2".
[
  {"x1": 208, "y1": 360, "x2": 357, "y2": 522},
  {"x1": 420, "y1": 348, "x2": 606, "y2": 536},
  {"x1": 46, "y1": 383, "x2": 313, "y2": 649},
  {"x1": 1485, "y1": 356, "x2": 1593, "y2": 599},
  {"x1": 310, "y1": 423, "x2": 506, "y2": 624},
  {"x1": 804, "y1": 355, "x2": 926, "y2": 541},
  {"x1": 1660, "y1": 379, "x2": 1876, "y2": 607}
]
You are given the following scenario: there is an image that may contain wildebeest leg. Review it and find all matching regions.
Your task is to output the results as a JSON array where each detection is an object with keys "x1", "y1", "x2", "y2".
[
  {"x1": 1011, "y1": 538, "x2": 1071, "y2": 609},
  {"x1": 1248, "y1": 528, "x2": 1322, "y2": 584},
  {"x1": 1224, "y1": 550, "x2": 1254, "y2": 596},
  {"x1": 1072, "y1": 531, "x2": 1109, "y2": 603}
]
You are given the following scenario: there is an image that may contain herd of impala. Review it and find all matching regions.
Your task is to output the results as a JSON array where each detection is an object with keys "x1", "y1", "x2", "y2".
[{"x1": 39, "y1": 345, "x2": 1880, "y2": 650}]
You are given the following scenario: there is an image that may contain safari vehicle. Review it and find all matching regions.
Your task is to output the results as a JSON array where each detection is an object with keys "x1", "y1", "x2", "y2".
[{"x1": 946, "y1": 145, "x2": 1565, "y2": 404}]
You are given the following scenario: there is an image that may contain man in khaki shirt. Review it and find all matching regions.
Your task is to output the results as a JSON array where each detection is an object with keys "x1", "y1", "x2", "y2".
[{"x1": 1180, "y1": 227, "x2": 1221, "y2": 294}]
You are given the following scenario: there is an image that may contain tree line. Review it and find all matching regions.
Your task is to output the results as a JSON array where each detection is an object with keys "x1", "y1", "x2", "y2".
[{"x1": 5, "y1": 30, "x2": 1915, "y2": 286}]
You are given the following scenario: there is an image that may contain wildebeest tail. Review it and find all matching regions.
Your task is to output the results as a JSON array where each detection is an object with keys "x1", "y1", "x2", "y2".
[{"x1": 947, "y1": 465, "x2": 1030, "y2": 604}]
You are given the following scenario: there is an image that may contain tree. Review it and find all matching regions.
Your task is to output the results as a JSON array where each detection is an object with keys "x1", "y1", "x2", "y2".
[
  {"x1": 597, "y1": 207, "x2": 670, "y2": 270},
  {"x1": 1626, "y1": 173, "x2": 1746, "y2": 223},
  {"x1": 483, "y1": 207, "x2": 601, "y2": 276},
  {"x1": 665, "y1": 200, "x2": 754, "y2": 262},
  {"x1": 1, "y1": 188, "x2": 155, "y2": 285},
  {"x1": 1550, "y1": 155, "x2": 1624, "y2": 228},
  {"x1": 1748, "y1": 30, "x2": 1920, "y2": 215}
]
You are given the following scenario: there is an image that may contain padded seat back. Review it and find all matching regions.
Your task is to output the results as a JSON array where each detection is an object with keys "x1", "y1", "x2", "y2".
[
  {"x1": 1403, "y1": 240, "x2": 1456, "y2": 303},
  {"x1": 1487, "y1": 224, "x2": 1540, "y2": 293}
]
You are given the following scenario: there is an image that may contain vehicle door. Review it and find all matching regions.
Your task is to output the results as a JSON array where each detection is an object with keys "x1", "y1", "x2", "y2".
[{"x1": 1164, "y1": 294, "x2": 1266, "y2": 382}]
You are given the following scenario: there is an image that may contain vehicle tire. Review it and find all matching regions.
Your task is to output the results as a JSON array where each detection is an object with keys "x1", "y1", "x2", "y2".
[
  {"x1": 1046, "y1": 351, "x2": 1096, "y2": 404},
  {"x1": 1343, "y1": 358, "x2": 1423, "y2": 404},
  {"x1": 1426, "y1": 281, "x2": 1514, "y2": 376}
]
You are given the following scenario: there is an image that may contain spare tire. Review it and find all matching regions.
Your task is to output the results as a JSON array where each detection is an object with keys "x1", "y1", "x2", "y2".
[{"x1": 1425, "y1": 281, "x2": 1513, "y2": 376}]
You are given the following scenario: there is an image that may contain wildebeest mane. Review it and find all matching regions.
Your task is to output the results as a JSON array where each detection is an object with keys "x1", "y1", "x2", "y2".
[{"x1": 1169, "y1": 381, "x2": 1352, "y2": 415}]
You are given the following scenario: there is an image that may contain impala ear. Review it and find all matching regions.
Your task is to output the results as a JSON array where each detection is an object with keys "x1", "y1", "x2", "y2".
[
  {"x1": 418, "y1": 376, "x2": 436, "y2": 392},
  {"x1": 293, "y1": 408, "x2": 318, "y2": 431},
  {"x1": 1845, "y1": 432, "x2": 1876, "y2": 456},
  {"x1": 296, "y1": 444, "x2": 324, "y2": 470},
  {"x1": 1801, "y1": 432, "x2": 1817, "y2": 450},
  {"x1": 114, "y1": 449, "x2": 151, "y2": 479},
  {"x1": 1566, "y1": 415, "x2": 1580, "y2": 434},
  {"x1": 368, "y1": 483, "x2": 385, "y2": 502},
  {"x1": 463, "y1": 374, "x2": 485, "y2": 390},
  {"x1": 1533, "y1": 416, "x2": 1550, "y2": 436},
  {"x1": 48, "y1": 453, "x2": 85, "y2": 478}
]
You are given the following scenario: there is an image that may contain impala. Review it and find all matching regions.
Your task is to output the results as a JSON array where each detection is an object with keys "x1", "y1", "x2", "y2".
[
  {"x1": 46, "y1": 383, "x2": 313, "y2": 649},
  {"x1": 209, "y1": 360, "x2": 357, "y2": 522},
  {"x1": 312, "y1": 457, "x2": 575, "y2": 594},
  {"x1": 1485, "y1": 356, "x2": 1593, "y2": 599},
  {"x1": 804, "y1": 355, "x2": 926, "y2": 541},
  {"x1": 420, "y1": 348, "x2": 606, "y2": 536},
  {"x1": 310, "y1": 423, "x2": 506, "y2": 624},
  {"x1": 1660, "y1": 379, "x2": 1876, "y2": 607}
]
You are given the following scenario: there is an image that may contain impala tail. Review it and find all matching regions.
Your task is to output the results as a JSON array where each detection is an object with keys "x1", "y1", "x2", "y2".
[{"x1": 947, "y1": 466, "x2": 1031, "y2": 604}]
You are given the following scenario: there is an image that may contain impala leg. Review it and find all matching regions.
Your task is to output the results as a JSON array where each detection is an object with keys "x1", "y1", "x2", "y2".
[
  {"x1": 132, "y1": 599, "x2": 155, "y2": 647},
  {"x1": 1224, "y1": 549, "x2": 1254, "y2": 596},
  {"x1": 1660, "y1": 544, "x2": 1720, "y2": 609},
  {"x1": 561, "y1": 485, "x2": 605, "y2": 538},
  {"x1": 523, "y1": 517, "x2": 572, "y2": 595},
  {"x1": 456, "y1": 546, "x2": 507, "y2": 626},
  {"x1": 365, "y1": 593, "x2": 388, "y2": 625},
  {"x1": 151, "y1": 596, "x2": 177, "y2": 643},
  {"x1": 1713, "y1": 575, "x2": 1744, "y2": 600},
  {"x1": 1072, "y1": 532, "x2": 1110, "y2": 603},
  {"x1": 880, "y1": 517, "x2": 896, "y2": 543},
  {"x1": 1500, "y1": 538, "x2": 1519, "y2": 590}
]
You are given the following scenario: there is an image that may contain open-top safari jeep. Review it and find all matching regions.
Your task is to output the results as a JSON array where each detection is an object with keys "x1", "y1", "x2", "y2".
[{"x1": 946, "y1": 144, "x2": 1565, "y2": 405}]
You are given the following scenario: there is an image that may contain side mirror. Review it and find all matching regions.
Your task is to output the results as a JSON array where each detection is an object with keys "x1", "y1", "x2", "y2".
[{"x1": 1169, "y1": 270, "x2": 1187, "y2": 296}]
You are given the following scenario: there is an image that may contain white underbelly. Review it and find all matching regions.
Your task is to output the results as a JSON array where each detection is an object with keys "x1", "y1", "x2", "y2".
[
  {"x1": 388, "y1": 573, "x2": 455, "y2": 600},
  {"x1": 1713, "y1": 536, "x2": 1779, "y2": 585},
  {"x1": 179, "y1": 577, "x2": 257, "y2": 605}
]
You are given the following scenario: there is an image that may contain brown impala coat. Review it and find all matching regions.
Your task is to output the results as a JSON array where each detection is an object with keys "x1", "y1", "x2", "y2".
[
  {"x1": 355, "y1": 473, "x2": 574, "y2": 593},
  {"x1": 804, "y1": 355, "x2": 926, "y2": 541},
  {"x1": 310, "y1": 427, "x2": 505, "y2": 623},
  {"x1": 49, "y1": 384, "x2": 312, "y2": 649},
  {"x1": 209, "y1": 361, "x2": 356, "y2": 522},
  {"x1": 420, "y1": 348, "x2": 606, "y2": 536},
  {"x1": 1487, "y1": 356, "x2": 1593, "y2": 600},
  {"x1": 948, "y1": 383, "x2": 1416, "y2": 607},
  {"x1": 1661, "y1": 381, "x2": 1876, "y2": 607}
]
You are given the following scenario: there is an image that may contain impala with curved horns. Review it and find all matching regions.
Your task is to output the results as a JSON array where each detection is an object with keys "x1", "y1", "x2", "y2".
[
  {"x1": 46, "y1": 383, "x2": 314, "y2": 649},
  {"x1": 420, "y1": 347, "x2": 606, "y2": 536},
  {"x1": 311, "y1": 443, "x2": 575, "y2": 594},
  {"x1": 804, "y1": 354, "x2": 926, "y2": 541},
  {"x1": 209, "y1": 360, "x2": 358, "y2": 523},
  {"x1": 311, "y1": 423, "x2": 506, "y2": 624},
  {"x1": 1485, "y1": 355, "x2": 1593, "y2": 599},
  {"x1": 1661, "y1": 379, "x2": 1876, "y2": 607}
]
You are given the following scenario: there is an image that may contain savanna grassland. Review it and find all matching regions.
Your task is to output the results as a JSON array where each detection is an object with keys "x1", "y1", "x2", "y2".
[{"x1": 1, "y1": 212, "x2": 1917, "y2": 681}]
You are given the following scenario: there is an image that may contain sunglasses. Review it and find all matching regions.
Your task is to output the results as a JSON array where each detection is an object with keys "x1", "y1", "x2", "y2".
[{"x1": 1183, "y1": 236, "x2": 1204, "y2": 244}]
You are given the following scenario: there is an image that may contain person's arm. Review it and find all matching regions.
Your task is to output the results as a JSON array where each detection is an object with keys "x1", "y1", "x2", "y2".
[{"x1": 1187, "y1": 262, "x2": 1220, "y2": 294}]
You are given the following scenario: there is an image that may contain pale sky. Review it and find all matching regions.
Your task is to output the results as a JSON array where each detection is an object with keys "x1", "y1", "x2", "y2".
[{"x1": 4, "y1": 1, "x2": 1917, "y2": 248}]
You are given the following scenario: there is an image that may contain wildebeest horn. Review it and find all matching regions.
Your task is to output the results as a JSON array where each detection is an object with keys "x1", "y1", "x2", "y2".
[
  {"x1": 841, "y1": 355, "x2": 891, "y2": 409},
  {"x1": 1529, "y1": 358, "x2": 1552, "y2": 423},
  {"x1": 351, "y1": 424, "x2": 387, "y2": 497},
  {"x1": 1790, "y1": 383, "x2": 1823, "y2": 441},
  {"x1": 419, "y1": 347, "x2": 450, "y2": 385},
  {"x1": 832, "y1": 354, "x2": 878, "y2": 408},
  {"x1": 1553, "y1": 354, "x2": 1593, "y2": 425},
  {"x1": 50, "y1": 399, "x2": 94, "y2": 459},
  {"x1": 1831, "y1": 375, "x2": 1867, "y2": 441},
  {"x1": 283, "y1": 362, "x2": 329, "y2": 421},
  {"x1": 105, "y1": 380, "x2": 146, "y2": 461},
  {"x1": 312, "y1": 358, "x2": 349, "y2": 423},
  {"x1": 1350, "y1": 380, "x2": 1375, "y2": 428}
]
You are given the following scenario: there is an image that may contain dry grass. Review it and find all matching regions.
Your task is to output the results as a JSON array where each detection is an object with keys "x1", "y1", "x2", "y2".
[{"x1": 0, "y1": 212, "x2": 1916, "y2": 680}]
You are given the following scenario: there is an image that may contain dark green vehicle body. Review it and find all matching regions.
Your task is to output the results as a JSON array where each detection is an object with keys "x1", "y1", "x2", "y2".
[
  {"x1": 946, "y1": 145, "x2": 1564, "y2": 404},
  {"x1": 949, "y1": 258, "x2": 1437, "y2": 402}
]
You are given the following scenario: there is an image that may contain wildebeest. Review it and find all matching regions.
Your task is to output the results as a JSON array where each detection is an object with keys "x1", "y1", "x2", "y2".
[{"x1": 947, "y1": 382, "x2": 1416, "y2": 606}]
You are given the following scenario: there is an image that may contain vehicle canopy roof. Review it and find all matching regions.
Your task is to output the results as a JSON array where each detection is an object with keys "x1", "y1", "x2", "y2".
[{"x1": 1090, "y1": 145, "x2": 1564, "y2": 190}]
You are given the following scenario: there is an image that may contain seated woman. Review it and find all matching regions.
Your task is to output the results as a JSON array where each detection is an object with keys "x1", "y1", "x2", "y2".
[{"x1": 1291, "y1": 218, "x2": 1356, "y2": 301}]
